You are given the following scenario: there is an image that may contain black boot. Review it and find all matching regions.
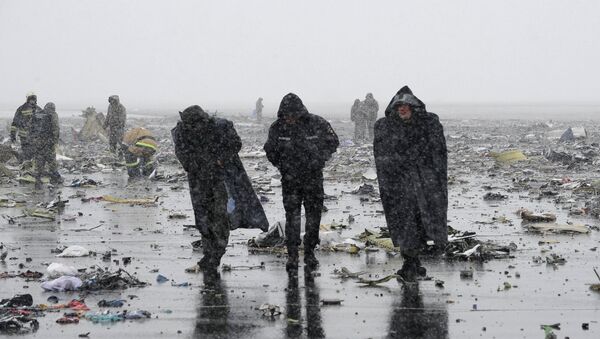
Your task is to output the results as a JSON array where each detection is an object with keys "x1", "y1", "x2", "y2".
[
  {"x1": 304, "y1": 248, "x2": 319, "y2": 270},
  {"x1": 398, "y1": 252, "x2": 421, "y2": 283},
  {"x1": 414, "y1": 257, "x2": 427, "y2": 277},
  {"x1": 397, "y1": 260, "x2": 417, "y2": 283},
  {"x1": 286, "y1": 247, "x2": 299, "y2": 272}
]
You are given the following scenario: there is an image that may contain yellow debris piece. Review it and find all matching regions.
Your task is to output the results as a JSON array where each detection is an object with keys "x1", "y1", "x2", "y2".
[
  {"x1": 102, "y1": 195, "x2": 158, "y2": 205},
  {"x1": 490, "y1": 150, "x2": 527, "y2": 163}
]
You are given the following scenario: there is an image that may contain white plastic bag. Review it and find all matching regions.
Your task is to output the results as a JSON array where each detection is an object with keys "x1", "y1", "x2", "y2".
[
  {"x1": 56, "y1": 245, "x2": 90, "y2": 257},
  {"x1": 41, "y1": 276, "x2": 82, "y2": 292},
  {"x1": 46, "y1": 262, "x2": 78, "y2": 278}
]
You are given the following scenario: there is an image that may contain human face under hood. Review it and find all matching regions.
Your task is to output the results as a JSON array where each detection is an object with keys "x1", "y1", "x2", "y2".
[
  {"x1": 384, "y1": 86, "x2": 426, "y2": 119},
  {"x1": 44, "y1": 102, "x2": 56, "y2": 113},
  {"x1": 26, "y1": 95, "x2": 37, "y2": 106}
]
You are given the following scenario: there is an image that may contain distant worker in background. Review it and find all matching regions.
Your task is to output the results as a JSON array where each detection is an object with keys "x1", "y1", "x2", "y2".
[
  {"x1": 30, "y1": 102, "x2": 63, "y2": 189},
  {"x1": 350, "y1": 98, "x2": 367, "y2": 143},
  {"x1": 10, "y1": 92, "x2": 42, "y2": 162},
  {"x1": 121, "y1": 127, "x2": 158, "y2": 178},
  {"x1": 104, "y1": 95, "x2": 127, "y2": 156},
  {"x1": 363, "y1": 93, "x2": 379, "y2": 141},
  {"x1": 255, "y1": 97, "x2": 264, "y2": 122}
]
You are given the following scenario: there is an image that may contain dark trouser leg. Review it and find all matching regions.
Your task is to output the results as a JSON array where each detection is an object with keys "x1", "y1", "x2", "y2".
[
  {"x1": 20, "y1": 139, "x2": 34, "y2": 162},
  {"x1": 109, "y1": 128, "x2": 124, "y2": 156},
  {"x1": 367, "y1": 120, "x2": 375, "y2": 141},
  {"x1": 109, "y1": 132, "x2": 118, "y2": 152},
  {"x1": 354, "y1": 120, "x2": 366, "y2": 143},
  {"x1": 46, "y1": 150, "x2": 62, "y2": 183},
  {"x1": 124, "y1": 150, "x2": 141, "y2": 177},
  {"x1": 205, "y1": 181, "x2": 230, "y2": 266},
  {"x1": 303, "y1": 173, "x2": 324, "y2": 252},
  {"x1": 34, "y1": 152, "x2": 46, "y2": 188},
  {"x1": 282, "y1": 177, "x2": 302, "y2": 250},
  {"x1": 191, "y1": 179, "x2": 230, "y2": 267},
  {"x1": 282, "y1": 177, "x2": 302, "y2": 270},
  {"x1": 140, "y1": 153, "x2": 156, "y2": 176}
]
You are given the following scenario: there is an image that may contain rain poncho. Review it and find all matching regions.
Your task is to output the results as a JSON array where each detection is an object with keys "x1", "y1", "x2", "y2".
[{"x1": 374, "y1": 86, "x2": 448, "y2": 250}]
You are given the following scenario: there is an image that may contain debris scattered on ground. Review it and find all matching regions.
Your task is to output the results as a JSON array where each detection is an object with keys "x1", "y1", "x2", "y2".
[
  {"x1": 0, "y1": 294, "x2": 33, "y2": 307},
  {"x1": 56, "y1": 245, "x2": 91, "y2": 257},
  {"x1": 79, "y1": 268, "x2": 148, "y2": 290},
  {"x1": 0, "y1": 315, "x2": 39, "y2": 334},
  {"x1": 97, "y1": 299, "x2": 126, "y2": 308},
  {"x1": 258, "y1": 304, "x2": 281, "y2": 318},
  {"x1": 356, "y1": 275, "x2": 398, "y2": 287},
  {"x1": 527, "y1": 222, "x2": 589, "y2": 234},
  {"x1": 518, "y1": 209, "x2": 557, "y2": 223},
  {"x1": 483, "y1": 192, "x2": 508, "y2": 201},
  {"x1": 332, "y1": 267, "x2": 367, "y2": 279},
  {"x1": 490, "y1": 150, "x2": 527, "y2": 163},
  {"x1": 321, "y1": 299, "x2": 343, "y2": 306},
  {"x1": 46, "y1": 262, "x2": 78, "y2": 278},
  {"x1": 221, "y1": 262, "x2": 265, "y2": 271},
  {"x1": 41, "y1": 276, "x2": 83, "y2": 292},
  {"x1": 102, "y1": 195, "x2": 158, "y2": 205}
]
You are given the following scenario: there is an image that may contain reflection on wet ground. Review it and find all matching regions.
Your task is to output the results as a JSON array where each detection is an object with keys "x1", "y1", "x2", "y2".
[{"x1": 387, "y1": 283, "x2": 448, "y2": 339}]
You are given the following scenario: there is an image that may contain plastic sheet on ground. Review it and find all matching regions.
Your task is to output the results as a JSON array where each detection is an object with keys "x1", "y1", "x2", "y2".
[
  {"x1": 46, "y1": 263, "x2": 78, "y2": 278},
  {"x1": 41, "y1": 276, "x2": 83, "y2": 292}
]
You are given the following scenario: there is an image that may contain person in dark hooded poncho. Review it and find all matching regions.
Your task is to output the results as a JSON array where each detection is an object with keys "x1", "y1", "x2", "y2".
[
  {"x1": 374, "y1": 86, "x2": 448, "y2": 282},
  {"x1": 171, "y1": 105, "x2": 246, "y2": 271},
  {"x1": 264, "y1": 93, "x2": 339, "y2": 272}
]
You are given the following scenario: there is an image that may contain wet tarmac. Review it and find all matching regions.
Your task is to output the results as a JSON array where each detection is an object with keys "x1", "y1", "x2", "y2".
[{"x1": 1, "y1": 117, "x2": 600, "y2": 338}]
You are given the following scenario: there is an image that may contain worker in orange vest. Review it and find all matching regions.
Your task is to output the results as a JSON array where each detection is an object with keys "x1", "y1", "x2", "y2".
[{"x1": 121, "y1": 127, "x2": 158, "y2": 177}]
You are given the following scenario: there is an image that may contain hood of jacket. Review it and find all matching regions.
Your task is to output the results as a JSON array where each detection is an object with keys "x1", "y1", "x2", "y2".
[
  {"x1": 44, "y1": 102, "x2": 56, "y2": 113},
  {"x1": 277, "y1": 93, "x2": 309, "y2": 119},
  {"x1": 179, "y1": 105, "x2": 211, "y2": 125},
  {"x1": 109, "y1": 95, "x2": 120, "y2": 105},
  {"x1": 384, "y1": 86, "x2": 426, "y2": 118}
]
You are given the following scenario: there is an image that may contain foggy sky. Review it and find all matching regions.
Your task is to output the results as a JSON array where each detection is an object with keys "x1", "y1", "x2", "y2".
[{"x1": 1, "y1": 0, "x2": 599, "y2": 113}]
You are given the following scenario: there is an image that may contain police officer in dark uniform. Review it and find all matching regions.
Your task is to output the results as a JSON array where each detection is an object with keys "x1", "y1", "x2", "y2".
[
  {"x1": 30, "y1": 102, "x2": 63, "y2": 189},
  {"x1": 10, "y1": 92, "x2": 42, "y2": 162},
  {"x1": 264, "y1": 93, "x2": 339, "y2": 271},
  {"x1": 172, "y1": 105, "x2": 242, "y2": 271}
]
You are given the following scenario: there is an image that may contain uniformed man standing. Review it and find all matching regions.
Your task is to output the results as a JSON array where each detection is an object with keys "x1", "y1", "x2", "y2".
[
  {"x1": 363, "y1": 93, "x2": 379, "y2": 141},
  {"x1": 350, "y1": 98, "x2": 367, "y2": 143},
  {"x1": 255, "y1": 97, "x2": 264, "y2": 123},
  {"x1": 264, "y1": 93, "x2": 339, "y2": 271},
  {"x1": 104, "y1": 95, "x2": 127, "y2": 155},
  {"x1": 30, "y1": 102, "x2": 62, "y2": 189},
  {"x1": 10, "y1": 92, "x2": 42, "y2": 162}
]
